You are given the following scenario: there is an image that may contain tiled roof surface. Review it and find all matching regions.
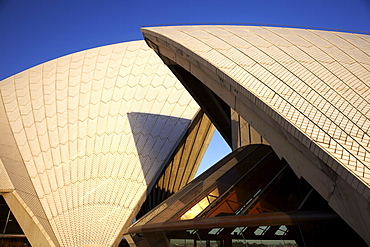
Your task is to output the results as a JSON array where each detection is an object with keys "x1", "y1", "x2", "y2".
[
  {"x1": 0, "y1": 40, "x2": 199, "y2": 246},
  {"x1": 143, "y1": 25, "x2": 370, "y2": 190}
]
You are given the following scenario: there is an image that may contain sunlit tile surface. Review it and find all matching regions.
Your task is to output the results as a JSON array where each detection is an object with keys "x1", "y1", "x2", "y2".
[
  {"x1": 143, "y1": 25, "x2": 370, "y2": 188},
  {"x1": 0, "y1": 40, "x2": 199, "y2": 246}
]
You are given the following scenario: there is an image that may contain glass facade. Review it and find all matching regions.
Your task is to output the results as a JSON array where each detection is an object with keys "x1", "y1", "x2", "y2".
[{"x1": 128, "y1": 145, "x2": 367, "y2": 246}]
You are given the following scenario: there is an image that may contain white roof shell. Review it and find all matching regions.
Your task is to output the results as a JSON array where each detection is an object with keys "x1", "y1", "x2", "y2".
[
  {"x1": 0, "y1": 40, "x2": 199, "y2": 246},
  {"x1": 142, "y1": 25, "x2": 370, "y2": 187},
  {"x1": 141, "y1": 25, "x2": 370, "y2": 243}
]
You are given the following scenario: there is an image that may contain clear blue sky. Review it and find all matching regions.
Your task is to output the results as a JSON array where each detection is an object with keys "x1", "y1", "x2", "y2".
[{"x1": 1, "y1": 0, "x2": 369, "y2": 174}]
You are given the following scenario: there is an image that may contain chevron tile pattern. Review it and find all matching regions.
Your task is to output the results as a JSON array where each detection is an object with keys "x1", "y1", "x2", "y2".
[
  {"x1": 142, "y1": 25, "x2": 370, "y2": 194},
  {"x1": 0, "y1": 40, "x2": 199, "y2": 246}
]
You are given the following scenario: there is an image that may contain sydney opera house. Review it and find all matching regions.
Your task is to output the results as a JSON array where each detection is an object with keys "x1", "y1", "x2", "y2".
[{"x1": 0, "y1": 25, "x2": 369, "y2": 247}]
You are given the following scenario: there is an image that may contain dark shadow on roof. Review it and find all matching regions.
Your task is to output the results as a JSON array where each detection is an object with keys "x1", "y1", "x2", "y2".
[{"x1": 127, "y1": 112, "x2": 192, "y2": 186}]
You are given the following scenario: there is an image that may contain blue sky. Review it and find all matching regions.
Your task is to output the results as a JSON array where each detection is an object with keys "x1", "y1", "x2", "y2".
[
  {"x1": 1, "y1": 0, "x2": 370, "y2": 80},
  {"x1": 1, "y1": 0, "x2": 369, "y2": 174}
]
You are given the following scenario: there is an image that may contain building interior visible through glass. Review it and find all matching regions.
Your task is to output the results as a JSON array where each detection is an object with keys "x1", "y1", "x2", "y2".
[{"x1": 127, "y1": 145, "x2": 367, "y2": 247}]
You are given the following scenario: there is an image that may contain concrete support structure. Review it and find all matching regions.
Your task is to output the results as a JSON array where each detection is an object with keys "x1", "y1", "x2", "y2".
[{"x1": 231, "y1": 109, "x2": 268, "y2": 150}]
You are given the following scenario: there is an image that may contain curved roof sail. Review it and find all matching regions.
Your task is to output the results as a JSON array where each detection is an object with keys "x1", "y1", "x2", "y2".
[
  {"x1": 0, "y1": 40, "x2": 205, "y2": 246},
  {"x1": 141, "y1": 25, "x2": 370, "y2": 244}
]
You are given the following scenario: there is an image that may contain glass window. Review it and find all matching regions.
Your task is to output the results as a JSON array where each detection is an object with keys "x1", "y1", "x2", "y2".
[
  {"x1": 254, "y1": 225, "x2": 270, "y2": 235},
  {"x1": 185, "y1": 239, "x2": 195, "y2": 247},
  {"x1": 170, "y1": 239, "x2": 196, "y2": 247},
  {"x1": 170, "y1": 239, "x2": 185, "y2": 247},
  {"x1": 274, "y1": 225, "x2": 289, "y2": 236},
  {"x1": 208, "y1": 228, "x2": 224, "y2": 235},
  {"x1": 235, "y1": 239, "x2": 297, "y2": 246},
  {"x1": 186, "y1": 229, "x2": 197, "y2": 235},
  {"x1": 194, "y1": 240, "x2": 221, "y2": 247},
  {"x1": 230, "y1": 226, "x2": 247, "y2": 236},
  {"x1": 261, "y1": 239, "x2": 298, "y2": 246},
  {"x1": 244, "y1": 240, "x2": 263, "y2": 246},
  {"x1": 232, "y1": 239, "x2": 248, "y2": 247},
  {"x1": 196, "y1": 240, "x2": 207, "y2": 247},
  {"x1": 180, "y1": 188, "x2": 219, "y2": 220},
  {"x1": 209, "y1": 240, "x2": 221, "y2": 247}
]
